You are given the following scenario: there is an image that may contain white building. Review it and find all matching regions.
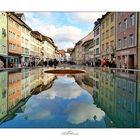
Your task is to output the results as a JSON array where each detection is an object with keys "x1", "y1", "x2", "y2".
[
  {"x1": 93, "y1": 19, "x2": 100, "y2": 66},
  {"x1": 15, "y1": 13, "x2": 32, "y2": 67},
  {"x1": 42, "y1": 35, "x2": 56, "y2": 60}
]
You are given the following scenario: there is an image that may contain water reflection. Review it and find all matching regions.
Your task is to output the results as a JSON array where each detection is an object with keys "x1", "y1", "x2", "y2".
[
  {"x1": 0, "y1": 68, "x2": 55, "y2": 125},
  {"x1": 0, "y1": 69, "x2": 106, "y2": 128},
  {"x1": 1, "y1": 67, "x2": 140, "y2": 128},
  {"x1": 74, "y1": 67, "x2": 139, "y2": 128}
]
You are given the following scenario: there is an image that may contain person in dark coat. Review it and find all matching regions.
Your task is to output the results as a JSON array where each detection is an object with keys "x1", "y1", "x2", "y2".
[
  {"x1": 53, "y1": 59, "x2": 58, "y2": 68},
  {"x1": 44, "y1": 59, "x2": 48, "y2": 67},
  {"x1": 48, "y1": 59, "x2": 53, "y2": 67}
]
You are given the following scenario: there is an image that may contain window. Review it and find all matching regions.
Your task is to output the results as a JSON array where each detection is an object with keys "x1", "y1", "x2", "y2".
[
  {"x1": 17, "y1": 35, "x2": 20, "y2": 41},
  {"x1": 110, "y1": 27, "x2": 114, "y2": 36},
  {"x1": 117, "y1": 39, "x2": 121, "y2": 48},
  {"x1": 111, "y1": 14, "x2": 114, "y2": 22},
  {"x1": 22, "y1": 37, "x2": 24, "y2": 43},
  {"x1": 130, "y1": 14, "x2": 135, "y2": 26},
  {"x1": 123, "y1": 37, "x2": 127, "y2": 48},
  {"x1": 123, "y1": 19, "x2": 127, "y2": 30},
  {"x1": 2, "y1": 28, "x2": 6, "y2": 38},
  {"x1": 9, "y1": 18, "x2": 14, "y2": 26},
  {"x1": 93, "y1": 39, "x2": 95, "y2": 46},
  {"x1": 106, "y1": 42, "x2": 109, "y2": 49},
  {"x1": 102, "y1": 33, "x2": 104, "y2": 40},
  {"x1": 96, "y1": 38, "x2": 99, "y2": 45},
  {"x1": 129, "y1": 34, "x2": 134, "y2": 47},
  {"x1": 118, "y1": 22, "x2": 121, "y2": 32},
  {"x1": 22, "y1": 27, "x2": 25, "y2": 33},
  {"x1": 96, "y1": 28, "x2": 99, "y2": 36},
  {"x1": 102, "y1": 44, "x2": 104, "y2": 51},
  {"x1": 102, "y1": 22, "x2": 104, "y2": 29},
  {"x1": 96, "y1": 48, "x2": 99, "y2": 55},
  {"x1": 12, "y1": 44, "x2": 16, "y2": 50},
  {"x1": 106, "y1": 18, "x2": 109, "y2": 27},
  {"x1": 13, "y1": 32, "x2": 15, "y2": 39},
  {"x1": 110, "y1": 40, "x2": 114, "y2": 47},
  {"x1": 106, "y1": 30, "x2": 109, "y2": 38},
  {"x1": 9, "y1": 43, "x2": 12, "y2": 49},
  {"x1": 16, "y1": 23, "x2": 20, "y2": 31}
]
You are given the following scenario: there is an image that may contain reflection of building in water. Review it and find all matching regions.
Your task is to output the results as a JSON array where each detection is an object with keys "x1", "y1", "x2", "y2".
[
  {"x1": 35, "y1": 68, "x2": 43, "y2": 86},
  {"x1": 29, "y1": 69, "x2": 37, "y2": 92},
  {"x1": 0, "y1": 72, "x2": 8, "y2": 119},
  {"x1": 43, "y1": 71, "x2": 55, "y2": 86},
  {"x1": 92, "y1": 69, "x2": 100, "y2": 100},
  {"x1": 73, "y1": 73, "x2": 94, "y2": 96},
  {"x1": 8, "y1": 71, "x2": 21, "y2": 110},
  {"x1": 97, "y1": 71, "x2": 115, "y2": 125},
  {"x1": 136, "y1": 71, "x2": 140, "y2": 127},
  {"x1": 21, "y1": 69, "x2": 30, "y2": 99},
  {"x1": 115, "y1": 73, "x2": 137, "y2": 127}
]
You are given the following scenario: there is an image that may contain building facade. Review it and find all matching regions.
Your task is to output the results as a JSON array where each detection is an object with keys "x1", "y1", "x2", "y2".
[
  {"x1": 82, "y1": 39, "x2": 94, "y2": 65},
  {"x1": 93, "y1": 19, "x2": 100, "y2": 66},
  {"x1": 74, "y1": 40, "x2": 83, "y2": 64},
  {"x1": 8, "y1": 71, "x2": 21, "y2": 110},
  {"x1": 0, "y1": 12, "x2": 7, "y2": 67},
  {"x1": 116, "y1": 12, "x2": 138, "y2": 69},
  {"x1": 18, "y1": 14, "x2": 32, "y2": 67},
  {"x1": 42, "y1": 35, "x2": 56, "y2": 60},
  {"x1": 7, "y1": 13, "x2": 23, "y2": 67},
  {"x1": 138, "y1": 13, "x2": 140, "y2": 69},
  {"x1": 0, "y1": 71, "x2": 7, "y2": 119},
  {"x1": 100, "y1": 12, "x2": 116, "y2": 62}
]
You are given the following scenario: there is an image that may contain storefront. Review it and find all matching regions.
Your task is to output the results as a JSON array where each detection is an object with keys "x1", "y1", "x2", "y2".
[{"x1": 116, "y1": 47, "x2": 137, "y2": 69}]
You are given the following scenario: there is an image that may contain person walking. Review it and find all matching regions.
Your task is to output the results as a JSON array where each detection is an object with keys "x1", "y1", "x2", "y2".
[
  {"x1": 44, "y1": 59, "x2": 48, "y2": 67},
  {"x1": 48, "y1": 59, "x2": 53, "y2": 67},
  {"x1": 53, "y1": 58, "x2": 58, "y2": 68}
]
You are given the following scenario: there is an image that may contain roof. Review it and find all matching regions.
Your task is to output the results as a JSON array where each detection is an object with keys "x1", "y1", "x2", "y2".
[
  {"x1": 67, "y1": 48, "x2": 74, "y2": 54},
  {"x1": 100, "y1": 12, "x2": 111, "y2": 22},
  {"x1": 82, "y1": 39, "x2": 93, "y2": 48},
  {"x1": 7, "y1": 12, "x2": 32, "y2": 31},
  {"x1": 31, "y1": 31, "x2": 43, "y2": 41},
  {"x1": 59, "y1": 50, "x2": 65, "y2": 56}
]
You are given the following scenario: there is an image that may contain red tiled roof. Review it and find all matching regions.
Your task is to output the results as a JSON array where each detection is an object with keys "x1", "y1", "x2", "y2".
[{"x1": 59, "y1": 50, "x2": 65, "y2": 56}]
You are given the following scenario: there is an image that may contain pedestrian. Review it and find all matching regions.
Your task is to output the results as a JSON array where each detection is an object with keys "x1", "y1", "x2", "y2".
[
  {"x1": 53, "y1": 58, "x2": 58, "y2": 68},
  {"x1": 44, "y1": 59, "x2": 48, "y2": 67},
  {"x1": 102, "y1": 58, "x2": 106, "y2": 67},
  {"x1": 48, "y1": 59, "x2": 53, "y2": 67},
  {"x1": 0, "y1": 59, "x2": 4, "y2": 68}
]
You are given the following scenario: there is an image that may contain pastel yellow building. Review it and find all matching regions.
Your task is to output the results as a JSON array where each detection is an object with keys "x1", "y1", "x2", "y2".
[
  {"x1": 0, "y1": 12, "x2": 7, "y2": 57},
  {"x1": 100, "y1": 12, "x2": 116, "y2": 61},
  {"x1": 99, "y1": 70, "x2": 115, "y2": 117}
]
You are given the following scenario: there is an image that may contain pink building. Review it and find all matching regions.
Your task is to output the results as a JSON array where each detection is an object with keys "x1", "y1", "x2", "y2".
[{"x1": 116, "y1": 12, "x2": 138, "y2": 69}]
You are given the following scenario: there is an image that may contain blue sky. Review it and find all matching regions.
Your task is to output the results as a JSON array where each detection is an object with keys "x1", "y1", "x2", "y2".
[{"x1": 24, "y1": 12, "x2": 105, "y2": 50}]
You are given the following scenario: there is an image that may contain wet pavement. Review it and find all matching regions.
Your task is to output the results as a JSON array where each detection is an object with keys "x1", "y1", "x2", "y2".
[{"x1": 0, "y1": 66, "x2": 140, "y2": 128}]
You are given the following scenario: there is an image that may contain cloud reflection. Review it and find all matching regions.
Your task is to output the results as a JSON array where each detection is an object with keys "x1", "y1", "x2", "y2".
[
  {"x1": 66, "y1": 102, "x2": 105, "y2": 124},
  {"x1": 23, "y1": 99, "x2": 51, "y2": 120},
  {"x1": 41, "y1": 76, "x2": 85, "y2": 100}
]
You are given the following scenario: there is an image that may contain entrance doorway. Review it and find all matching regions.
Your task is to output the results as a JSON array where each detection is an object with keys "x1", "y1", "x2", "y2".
[{"x1": 128, "y1": 55, "x2": 134, "y2": 69}]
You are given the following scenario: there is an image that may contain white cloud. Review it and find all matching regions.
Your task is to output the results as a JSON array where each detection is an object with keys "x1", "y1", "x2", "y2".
[
  {"x1": 65, "y1": 12, "x2": 105, "y2": 24},
  {"x1": 24, "y1": 12, "x2": 105, "y2": 50},
  {"x1": 37, "y1": 25, "x2": 85, "y2": 50},
  {"x1": 74, "y1": 12, "x2": 105, "y2": 23}
]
